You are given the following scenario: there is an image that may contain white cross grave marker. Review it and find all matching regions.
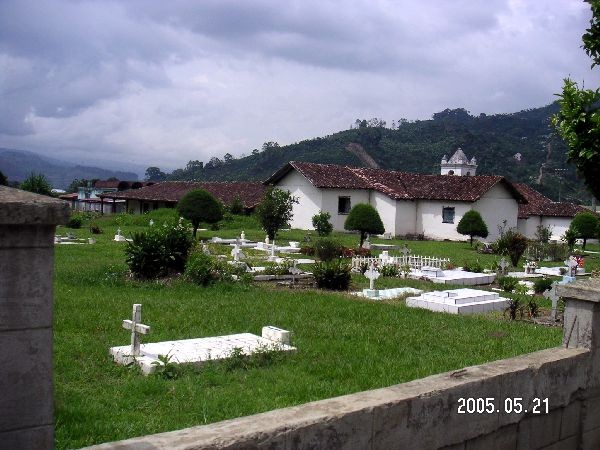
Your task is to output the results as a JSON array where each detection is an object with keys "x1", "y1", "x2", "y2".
[
  {"x1": 241, "y1": 230, "x2": 245, "y2": 241},
  {"x1": 498, "y1": 257, "x2": 509, "y2": 275},
  {"x1": 122, "y1": 304, "x2": 151, "y2": 357},
  {"x1": 364, "y1": 263, "x2": 380, "y2": 290},
  {"x1": 231, "y1": 244, "x2": 245, "y2": 262},
  {"x1": 289, "y1": 260, "x2": 302, "y2": 283},
  {"x1": 543, "y1": 282, "x2": 560, "y2": 320},
  {"x1": 400, "y1": 246, "x2": 411, "y2": 257}
]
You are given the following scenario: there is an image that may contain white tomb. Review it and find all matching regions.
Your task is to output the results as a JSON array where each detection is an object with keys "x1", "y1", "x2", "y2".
[
  {"x1": 414, "y1": 268, "x2": 495, "y2": 286},
  {"x1": 110, "y1": 305, "x2": 295, "y2": 375},
  {"x1": 114, "y1": 228, "x2": 128, "y2": 242},
  {"x1": 406, "y1": 288, "x2": 509, "y2": 315},
  {"x1": 354, "y1": 287, "x2": 422, "y2": 300}
]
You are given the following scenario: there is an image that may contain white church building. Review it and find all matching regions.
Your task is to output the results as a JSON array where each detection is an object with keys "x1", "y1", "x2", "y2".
[{"x1": 265, "y1": 149, "x2": 586, "y2": 241}]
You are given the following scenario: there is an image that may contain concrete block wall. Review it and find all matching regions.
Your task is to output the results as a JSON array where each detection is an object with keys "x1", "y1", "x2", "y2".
[{"x1": 0, "y1": 186, "x2": 69, "y2": 449}]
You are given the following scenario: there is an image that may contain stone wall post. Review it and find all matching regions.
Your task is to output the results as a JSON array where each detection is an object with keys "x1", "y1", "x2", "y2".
[{"x1": 0, "y1": 186, "x2": 70, "y2": 449}]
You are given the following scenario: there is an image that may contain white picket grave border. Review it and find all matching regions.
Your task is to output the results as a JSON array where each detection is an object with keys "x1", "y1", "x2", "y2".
[{"x1": 351, "y1": 254, "x2": 450, "y2": 272}]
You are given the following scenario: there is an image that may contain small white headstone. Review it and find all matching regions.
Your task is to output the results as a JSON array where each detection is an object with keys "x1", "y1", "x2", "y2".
[
  {"x1": 241, "y1": 230, "x2": 246, "y2": 241},
  {"x1": 400, "y1": 246, "x2": 411, "y2": 257},
  {"x1": 262, "y1": 326, "x2": 290, "y2": 345},
  {"x1": 265, "y1": 236, "x2": 270, "y2": 245},
  {"x1": 498, "y1": 257, "x2": 509, "y2": 274},
  {"x1": 289, "y1": 260, "x2": 302, "y2": 283},
  {"x1": 149, "y1": 219, "x2": 154, "y2": 226},
  {"x1": 543, "y1": 282, "x2": 560, "y2": 320}
]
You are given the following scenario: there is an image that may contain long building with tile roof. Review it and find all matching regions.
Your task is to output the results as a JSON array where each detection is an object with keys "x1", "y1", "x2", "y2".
[{"x1": 266, "y1": 160, "x2": 587, "y2": 241}]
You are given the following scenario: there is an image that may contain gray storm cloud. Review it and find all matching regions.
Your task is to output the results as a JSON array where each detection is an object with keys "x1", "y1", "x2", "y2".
[{"x1": 0, "y1": 0, "x2": 597, "y2": 170}]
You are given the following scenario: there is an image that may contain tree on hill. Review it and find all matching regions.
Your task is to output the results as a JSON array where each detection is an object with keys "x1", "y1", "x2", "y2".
[
  {"x1": 177, "y1": 189, "x2": 223, "y2": 237},
  {"x1": 145, "y1": 167, "x2": 166, "y2": 182},
  {"x1": 569, "y1": 211, "x2": 600, "y2": 250},
  {"x1": 20, "y1": 172, "x2": 52, "y2": 196},
  {"x1": 456, "y1": 210, "x2": 489, "y2": 247},
  {"x1": 344, "y1": 204, "x2": 384, "y2": 247},
  {"x1": 553, "y1": 0, "x2": 600, "y2": 201},
  {"x1": 0, "y1": 170, "x2": 7, "y2": 186},
  {"x1": 255, "y1": 187, "x2": 298, "y2": 240}
]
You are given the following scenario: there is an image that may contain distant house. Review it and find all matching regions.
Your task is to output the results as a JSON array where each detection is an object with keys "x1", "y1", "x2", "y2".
[
  {"x1": 62, "y1": 180, "x2": 153, "y2": 213},
  {"x1": 265, "y1": 150, "x2": 589, "y2": 242},
  {"x1": 99, "y1": 181, "x2": 266, "y2": 214},
  {"x1": 513, "y1": 183, "x2": 588, "y2": 240}
]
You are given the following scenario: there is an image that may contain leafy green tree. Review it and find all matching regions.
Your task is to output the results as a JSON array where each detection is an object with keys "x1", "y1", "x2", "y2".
[
  {"x1": 145, "y1": 167, "x2": 166, "y2": 182},
  {"x1": 553, "y1": 0, "x2": 600, "y2": 201},
  {"x1": 456, "y1": 210, "x2": 489, "y2": 247},
  {"x1": 67, "y1": 178, "x2": 90, "y2": 193},
  {"x1": 255, "y1": 187, "x2": 298, "y2": 240},
  {"x1": 312, "y1": 210, "x2": 333, "y2": 236},
  {"x1": 0, "y1": 170, "x2": 7, "y2": 186},
  {"x1": 569, "y1": 211, "x2": 600, "y2": 249},
  {"x1": 344, "y1": 203, "x2": 384, "y2": 247},
  {"x1": 177, "y1": 189, "x2": 223, "y2": 237},
  {"x1": 20, "y1": 172, "x2": 52, "y2": 196}
]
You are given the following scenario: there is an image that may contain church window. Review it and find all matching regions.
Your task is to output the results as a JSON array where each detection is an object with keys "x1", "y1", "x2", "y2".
[{"x1": 442, "y1": 207, "x2": 455, "y2": 223}]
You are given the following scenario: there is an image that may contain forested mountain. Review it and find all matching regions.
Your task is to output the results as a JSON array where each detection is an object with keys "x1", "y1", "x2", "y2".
[{"x1": 169, "y1": 102, "x2": 590, "y2": 203}]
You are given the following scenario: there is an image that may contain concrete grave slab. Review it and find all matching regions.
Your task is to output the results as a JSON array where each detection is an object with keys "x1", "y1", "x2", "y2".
[
  {"x1": 110, "y1": 327, "x2": 296, "y2": 375},
  {"x1": 406, "y1": 288, "x2": 509, "y2": 315}
]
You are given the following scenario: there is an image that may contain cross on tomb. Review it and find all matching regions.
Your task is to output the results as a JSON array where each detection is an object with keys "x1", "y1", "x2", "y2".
[
  {"x1": 364, "y1": 263, "x2": 380, "y2": 290},
  {"x1": 231, "y1": 244, "x2": 245, "y2": 262},
  {"x1": 498, "y1": 257, "x2": 509, "y2": 275},
  {"x1": 400, "y1": 246, "x2": 411, "y2": 257},
  {"x1": 543, "y1": 282, "x2": 560, "y2": 320},
  {"x1": 122, "y1": 304, "x2": 151, "y2": 357},
  {"x1": 289, "y1": 260, "x2": 302, "y2": 283}
]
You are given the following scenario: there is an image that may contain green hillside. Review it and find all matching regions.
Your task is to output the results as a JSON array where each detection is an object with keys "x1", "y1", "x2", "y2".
[{"x1": 168, "y1": 103, "x2": 590, "y2": 203}]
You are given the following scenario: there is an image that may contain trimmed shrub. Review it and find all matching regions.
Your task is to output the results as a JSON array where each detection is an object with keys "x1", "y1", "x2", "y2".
[
  {"x1": 66, "y1": 213, "x2": 84, "y2": 229},
  {"x1": 177, "y1": 189, "x2": 223, "y2": 237},
  {"x1": 533, "y1": 278, "x2": 554, "y2": 294},
  {"x1": 312, "y1": 211, "x2": 333, "y2": 236},
  {"x1": 569, "y1": 211, "x2": 600, "y2": 249},
  {"x1": 456, "y1": 210, "x2": 488, "y2": 246},
  {"x1": 344, "y1": 204, "x2": 384, "y2": 247},
  {"x1": 312, "y1": 260, "x2": 352, "y2": 290},
  {"x1": 314, "y1": 238, "x2": 342, "y2": 262}
]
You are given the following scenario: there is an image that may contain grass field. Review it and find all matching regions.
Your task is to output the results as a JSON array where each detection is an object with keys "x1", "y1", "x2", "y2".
[{"x1": 53, "y1": 212, "x2": 572, "y2": 448}]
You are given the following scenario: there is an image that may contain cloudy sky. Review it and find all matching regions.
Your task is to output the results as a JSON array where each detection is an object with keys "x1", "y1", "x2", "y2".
[{"x1": 0, "y1": 0, "x2": 598, "y2": 174}]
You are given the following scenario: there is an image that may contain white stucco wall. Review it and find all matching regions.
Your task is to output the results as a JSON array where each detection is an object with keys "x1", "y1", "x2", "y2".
[
  {"x1": 321, "y1": 188, "x2": 371, "y2": 231},
  {"x1": 518, "y1": 216, "x2": 572, "y2": 241},
  {"x1": 416, "y1": 200, "x2": 472, "y2": 240},
  {"x1": 517, "y1": 217, "x2": 540, "y2": 240},
  {"x1": 473, "y1": 184, "x2": 519, "y2": 241},
  {"x1": 275, "y1": 170, "x2": 322, "y2": 230},
  {"x1": 373, "y1": 192, "x2": 396, "y2": 235},
  {"x1": 395, "y1": 200, "x2": 417, "y2": 236}
]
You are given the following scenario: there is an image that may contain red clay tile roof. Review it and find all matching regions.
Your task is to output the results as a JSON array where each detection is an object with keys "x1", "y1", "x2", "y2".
[
  {"x1": 265, "y1": 161, "x2": 522, "y2": 202},
  {"x1": 512, "y1": 183, "x2": 588, "y2": 219},
  {"x1": 100, "y1": 181, "x2": 266, "y2": 209}
]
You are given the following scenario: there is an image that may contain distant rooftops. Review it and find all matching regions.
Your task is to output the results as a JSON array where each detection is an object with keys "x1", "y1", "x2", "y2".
[{"x1": 100, "y1": 181, "x2": 267, "y2": 209}]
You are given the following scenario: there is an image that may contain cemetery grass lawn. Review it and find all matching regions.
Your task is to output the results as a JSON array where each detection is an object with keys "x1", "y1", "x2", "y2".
[{"x1": 54, "y1": 221, "x2": 562, "y2": 449}]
